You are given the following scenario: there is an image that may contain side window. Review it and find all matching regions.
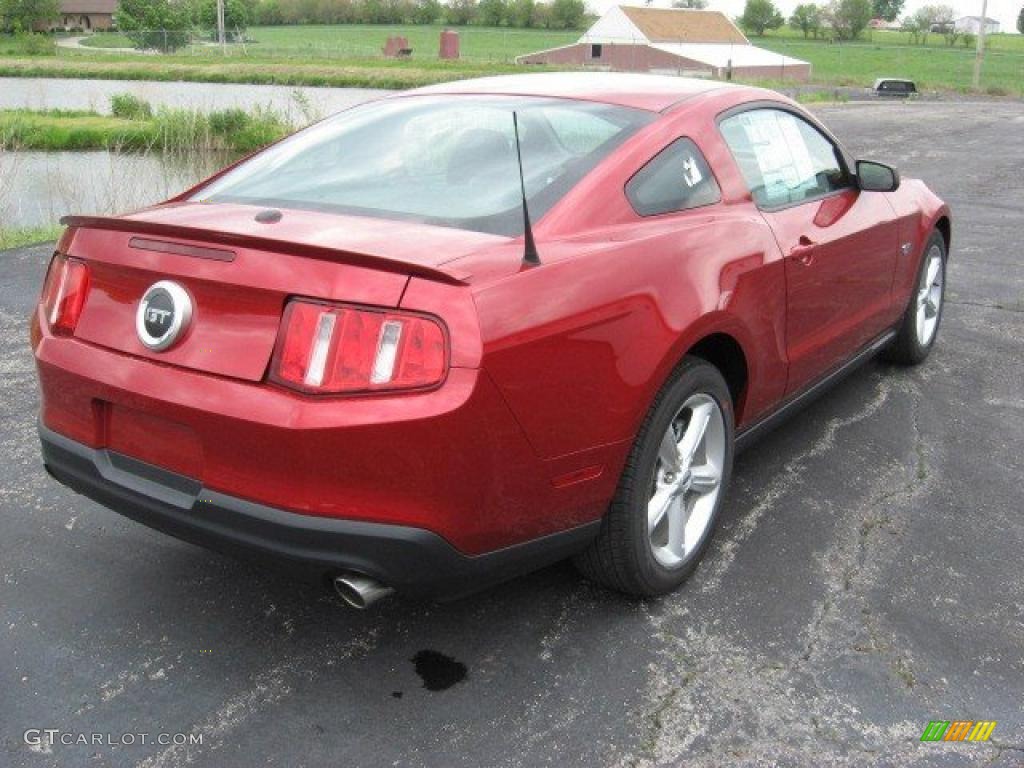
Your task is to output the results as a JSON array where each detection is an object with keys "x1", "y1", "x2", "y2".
[
  {"x1": 626, "y1": 138, "x2": 721, "y2": 217},
  {"x1": 719, "y1": 109, "x2": 850, "y2": 209}
]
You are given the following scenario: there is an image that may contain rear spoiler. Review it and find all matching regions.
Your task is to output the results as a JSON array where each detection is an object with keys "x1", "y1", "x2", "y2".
[{"x1": 59, "y1": 215, "x2": 470, "y2": 286}]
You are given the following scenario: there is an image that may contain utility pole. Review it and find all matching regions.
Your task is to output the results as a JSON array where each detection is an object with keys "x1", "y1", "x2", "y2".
[
  {"x1": 972, "y1": 0, "x2": 988, "y2": 89},
  {"x1": 216, "y1": 0, "x2": 226, "y2": 54}
]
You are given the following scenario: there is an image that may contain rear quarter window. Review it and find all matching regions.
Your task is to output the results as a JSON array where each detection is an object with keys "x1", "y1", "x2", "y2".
[{"x1": 626, "y1": 138, "x2": 721, "y2": 217}]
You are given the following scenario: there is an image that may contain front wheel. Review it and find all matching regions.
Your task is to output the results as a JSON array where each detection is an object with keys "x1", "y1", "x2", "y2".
[
  {"x1": 574, "y1": 357, "x2": 734, "y2": 597},
  {"x1": 884, "y1": 230, "x2": 946, "y2": 365}
]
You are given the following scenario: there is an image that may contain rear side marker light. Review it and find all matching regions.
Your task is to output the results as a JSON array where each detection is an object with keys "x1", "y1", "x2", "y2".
[
  {"x1": 271, "y1": 300, "x2": 447, "y2": 394},
  {"x1": 41, "y1": 253, "x2": 90, "y2": 335}
]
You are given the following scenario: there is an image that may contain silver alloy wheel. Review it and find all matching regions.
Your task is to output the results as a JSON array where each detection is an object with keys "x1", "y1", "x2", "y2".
[
  {"x1": 916, "y1": 245, "x2": 944, "y2": 347},
  {"x1": 647, "y1": 393, "x2": 726, "y2": 568}
]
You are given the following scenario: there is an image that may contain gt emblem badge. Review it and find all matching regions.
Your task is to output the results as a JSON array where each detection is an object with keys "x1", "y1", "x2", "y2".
[{"x1": 136, "y1": 281, "x2": 193, "y2": 351}]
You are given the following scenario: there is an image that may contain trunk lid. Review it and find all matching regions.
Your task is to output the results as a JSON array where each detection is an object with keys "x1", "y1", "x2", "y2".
[{"x1": 64, "y1": 202, "x2": 506, "y2": 382}]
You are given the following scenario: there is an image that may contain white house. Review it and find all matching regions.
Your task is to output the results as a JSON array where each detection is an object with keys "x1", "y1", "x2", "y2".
[{"x1": 954, "y1": 16, "x2": 1000, "y2": 34}]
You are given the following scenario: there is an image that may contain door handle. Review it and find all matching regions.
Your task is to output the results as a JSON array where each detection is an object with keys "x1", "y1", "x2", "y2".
[{"x1": 789, "y1": 237, "x2": 816, "y2": 266}]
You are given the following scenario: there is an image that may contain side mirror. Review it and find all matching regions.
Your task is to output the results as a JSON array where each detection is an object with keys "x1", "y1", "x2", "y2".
[{"x1": 856, "y1": 160, "x2": 900, "y2": 192}]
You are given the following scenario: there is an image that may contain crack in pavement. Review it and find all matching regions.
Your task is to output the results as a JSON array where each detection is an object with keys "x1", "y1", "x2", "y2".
[
  {"x1": 698, "y1": 375, "x2": 895, "y2": 595},
  {"x1": 621, "y1": 375, "x2": 983, "y2": 766},
  {"x1": 134, "y1": 626, "x2": 382, "y2": 768}
]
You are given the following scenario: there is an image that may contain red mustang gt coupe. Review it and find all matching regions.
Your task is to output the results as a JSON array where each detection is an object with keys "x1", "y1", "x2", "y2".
[{"x1": 32, "y1": 74, "x2": 950, "y2": 608}]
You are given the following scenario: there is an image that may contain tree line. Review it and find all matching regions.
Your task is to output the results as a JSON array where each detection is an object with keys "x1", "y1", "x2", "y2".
[
  {"x1": 252, "y1": 0, "x2": 587, "y2": 28},
  {"x1": 741, "y1": 0, "x2": 1017, "y2": 44},
  {"x1": 739, "y1": 0, "x2": 876, "y2": 40}
]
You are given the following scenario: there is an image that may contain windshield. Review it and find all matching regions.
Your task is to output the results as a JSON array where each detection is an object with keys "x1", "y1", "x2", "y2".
[{"x1": 192, "y1": 95, "x2": 654, "y2": 237}]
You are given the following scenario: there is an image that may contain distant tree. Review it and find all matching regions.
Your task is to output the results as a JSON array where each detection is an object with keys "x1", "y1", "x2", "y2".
[
  {"x1": 739, "y1": 0, "x2": 783, "y2": 35},
  {"x1": 824, "y1": 0, "x2": 872, "y2": 39},
  {"x1": 410, "y1": 0, "x2": 441, "y2": 23},
  {"x1": 253, "y1": 0, "x2": 282, "y2": 24},
  {"x1": 530, "y1": 0, "x2": 550, "y2": 27},
  {"x1": 672, "y1": 0, "x2": 708, "y2": 9},
  {"x1": 900, "y1": 11, "x2": 925, "y2": 43},
  {"x1": 197, "y1": 0, "x2": 252, "y2": 35},
  {"x1": 789, "y1": 3, "x2": 822, "y2": 37},
  {"x1": 507, "y1": 0, "x2": 534, "y2": 27},
  {"x1": 549, "y1": 0, "x2": 585, "y2": 29},
  {"x1": 929, "y1": 3, "x2": 955, "y2": 42},
  {"x1": 912, "y1": 6, "x2": 935, "y2": 41},
  {"x1": 1018, "y1": 5, "x2": 1024, "y2": 34},
  {"x1": 445, "y1": 0, "x2": 477, "y2": 25},
  {"x1": 871, "y1": 0, "x2": 903, "y2": 22},
  {"x1": 477, "y1": 0, "x2": 507, "y2": 25},
  {"x1": 927, "y1": 3, "x2": 954, "y2": 33},
  {"x1": 118, "y1": 0, "x2": 193, "y2": 51},
  {"x1": 0, "y1": 0, "x2": 58, "y2": 32}
]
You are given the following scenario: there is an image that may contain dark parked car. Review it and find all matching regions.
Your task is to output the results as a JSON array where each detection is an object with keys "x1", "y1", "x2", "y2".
[{"x1": 872, "y1": 78, "x2": 919, "y2": 97}]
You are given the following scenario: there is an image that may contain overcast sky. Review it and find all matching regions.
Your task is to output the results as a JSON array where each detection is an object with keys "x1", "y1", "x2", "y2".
[{"x1": 585, "y1": 0, "x2": 1022, "y2": 35}]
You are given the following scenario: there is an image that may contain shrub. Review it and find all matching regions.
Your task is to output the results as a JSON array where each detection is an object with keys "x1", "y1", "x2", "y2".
[
  {"x1": 110, "y1": 93, "x2": 153, "y2": 120},
  {"x1": 15, "y1": 32, "x2": 55, "y2": 55},
  {"x1": 207, "y1": 107, "x2": 249, "y2": 136}
]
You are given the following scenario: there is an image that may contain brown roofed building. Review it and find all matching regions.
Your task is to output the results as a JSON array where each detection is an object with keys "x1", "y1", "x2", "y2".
[
  {"x1": 617, "y1": 6, "x2": 748, "y2": 44},
  {"x1": 36, "y1": 0, "x2": 118, "y2": 32}
]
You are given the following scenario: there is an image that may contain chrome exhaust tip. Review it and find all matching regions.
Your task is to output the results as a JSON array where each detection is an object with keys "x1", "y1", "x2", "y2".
[{"x1": 333, "y1": 572, "x2": 394, "y2": 610}]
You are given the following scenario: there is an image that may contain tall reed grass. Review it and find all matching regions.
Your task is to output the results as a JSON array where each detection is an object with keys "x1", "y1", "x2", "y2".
[{"x1": 0, "y1": 96, "x2": 292, "y2": 154}]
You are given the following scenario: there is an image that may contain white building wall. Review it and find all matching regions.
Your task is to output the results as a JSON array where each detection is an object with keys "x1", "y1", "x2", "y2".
[
  {"x1": 579, "y1": 6, "x2": 650, "y2": 44},
  {"x1": 954, "y1": 17, "x2": 1000, "y2": 34}
]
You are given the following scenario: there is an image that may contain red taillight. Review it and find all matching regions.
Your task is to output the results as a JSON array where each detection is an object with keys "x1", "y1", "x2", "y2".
[
  {"x1": 41, "y1": 253, "x2": 90, "y2": 335},
  {"x1": 271, "y1": 300, "x2": 447, "y2": 394}
]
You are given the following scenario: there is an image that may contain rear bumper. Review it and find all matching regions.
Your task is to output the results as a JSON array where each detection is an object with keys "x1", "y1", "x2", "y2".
[
  {"x1": 33, "y1": 321, "x2": 614, "y2": 555},
  {"x1": 40, "y1": 424, "x2": 599, "y2": 600}
]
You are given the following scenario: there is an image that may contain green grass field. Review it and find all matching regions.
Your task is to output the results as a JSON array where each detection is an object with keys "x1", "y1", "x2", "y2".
[
  {"x1": 757, "y1": 37, "x2": 1024, "y2": 94},
  {"x1": 0, "y1": 224, "x2": 63, "y2": 250},
  {"x1": 77, "y1": 32, "x2": 134, "y2": 49},
  {"x1": 244, "y1": 24, "x2": 578, "y2": 61},
  {"x1": 758, "y1": 26, "x2": 1024, "y2": 53},
  {"x1": 0, "y1": 24, "x2": 1022, "y2": 95}
]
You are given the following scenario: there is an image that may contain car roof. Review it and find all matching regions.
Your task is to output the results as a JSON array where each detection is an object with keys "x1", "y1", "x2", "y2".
[{"x1": 406, "y1": 72, "x2": 741, "y2": 113}]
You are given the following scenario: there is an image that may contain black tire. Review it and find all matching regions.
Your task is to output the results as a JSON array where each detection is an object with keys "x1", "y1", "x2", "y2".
[
  {"x1": 574, "y1": 357, "x2": 734, "y2": 597},
  {"x1": 884, "y1": 230, "x2": 947, "y2": 365}
]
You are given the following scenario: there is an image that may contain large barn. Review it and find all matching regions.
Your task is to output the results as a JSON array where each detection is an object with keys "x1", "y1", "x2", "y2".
[{"x1": 518, "y1": 5, "x2": 811, "y2": 82}]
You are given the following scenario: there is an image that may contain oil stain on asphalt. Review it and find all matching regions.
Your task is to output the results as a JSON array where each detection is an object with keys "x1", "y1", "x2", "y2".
[{"x1": 411, "y1": 650, "x2": 468, "y2": 691}]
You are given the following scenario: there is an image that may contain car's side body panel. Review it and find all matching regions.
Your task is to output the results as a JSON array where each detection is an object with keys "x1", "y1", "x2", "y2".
[
  {"x1": 885, "y1": 178, "x2": 953, "y2": 306},
  {"x1": 474, "y1": 209, "x2": 786, "y2": 460},
  {"x1": 764, "y1": 188, "x2": 900, "y2": 395}
]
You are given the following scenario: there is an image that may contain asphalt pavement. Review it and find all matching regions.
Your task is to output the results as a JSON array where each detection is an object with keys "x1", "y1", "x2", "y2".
[{"x1": 1, "y1": 101, "x2": 1022, "y2": 768}]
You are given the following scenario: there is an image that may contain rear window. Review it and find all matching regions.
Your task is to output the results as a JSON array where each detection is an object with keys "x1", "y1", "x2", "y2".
[{"x1": 193, "y1": 95, "x2": 653, "y2": 237}]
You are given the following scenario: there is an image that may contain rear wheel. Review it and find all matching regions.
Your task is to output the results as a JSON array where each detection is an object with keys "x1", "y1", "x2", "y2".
[
  {"x1": 574, "y1": 357, "x2": 733, "y2": 597},
  {"x1": 885, "y1": 231, "x2": 946, "y2": 365}
]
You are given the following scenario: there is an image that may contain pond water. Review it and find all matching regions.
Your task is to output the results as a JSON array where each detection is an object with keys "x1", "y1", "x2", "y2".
[
  {"x1": 0, "y1": 77, "x2": 390, "y2": 121},
  {"x1": 0, "y1": 150, "x2": 228, "y2": 228},
  {"x1": 0, "y1": 79, "x2": 390, "y2": 230}
]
